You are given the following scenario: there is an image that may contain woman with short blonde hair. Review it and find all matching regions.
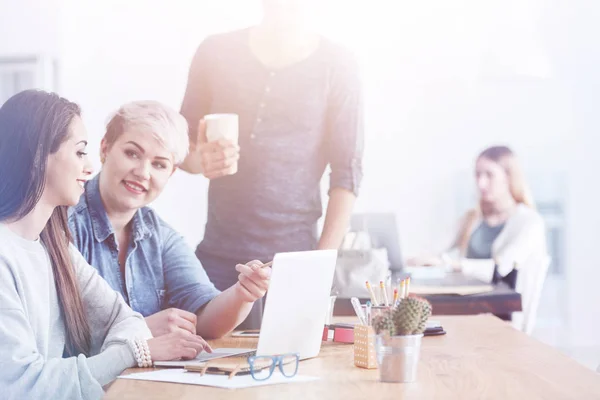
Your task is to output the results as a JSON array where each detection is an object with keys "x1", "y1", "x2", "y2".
[{"x1": 69, "y1": 100, "x2": 270, "y2": 342}]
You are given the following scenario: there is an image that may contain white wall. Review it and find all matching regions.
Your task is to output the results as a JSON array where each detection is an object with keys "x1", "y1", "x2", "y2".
[
  {"x1": 561, "y1": 0, "x2": 600, "y2": 347},
  {"x1": 0, "y1": 0, "x2": 61, "y2": 55},
  {"x1": 335, "y1": 0, "x2": 573, "y2": 256}
]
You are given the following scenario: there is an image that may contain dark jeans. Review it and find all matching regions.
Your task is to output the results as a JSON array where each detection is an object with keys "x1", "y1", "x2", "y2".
[{"x1": 196, "y1": 248, "x2": 265, "y2": 330}]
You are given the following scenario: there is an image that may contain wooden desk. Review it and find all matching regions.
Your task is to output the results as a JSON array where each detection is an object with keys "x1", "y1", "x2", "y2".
[{"x1": 105, "y1": 315, "x2": 600, "y2": 399}]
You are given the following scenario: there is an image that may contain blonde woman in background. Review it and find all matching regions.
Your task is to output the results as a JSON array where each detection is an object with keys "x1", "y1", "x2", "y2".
[{"x1": 407, "y1": 146, "x2": 548, "y2": 329}]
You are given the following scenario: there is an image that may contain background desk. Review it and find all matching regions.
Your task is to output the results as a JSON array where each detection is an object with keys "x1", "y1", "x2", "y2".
[
  {"x1": 335, "y1": 273, "x2": 522, "y2": 317},
  {"x1": 106, "y1": 315, "x2": 600, "y2": 399}
]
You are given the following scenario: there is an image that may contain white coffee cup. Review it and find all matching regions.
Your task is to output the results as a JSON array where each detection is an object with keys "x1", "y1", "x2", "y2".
[
  {"x1": 203, "y1": 113, "x2": 239, "y2": 175},
  {"x1": 204, "y1": 113, "x2": 239, "y2": 144}
]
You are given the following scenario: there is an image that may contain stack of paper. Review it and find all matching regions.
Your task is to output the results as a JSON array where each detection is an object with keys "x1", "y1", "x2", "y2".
[{"x1": 410, "y1": 284, "x2": 493, "y2": 296}]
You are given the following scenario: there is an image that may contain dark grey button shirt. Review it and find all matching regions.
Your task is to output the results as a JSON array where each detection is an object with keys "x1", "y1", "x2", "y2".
[{"x1": 181, "y1": 28, "x2": 364, "y2": 261}]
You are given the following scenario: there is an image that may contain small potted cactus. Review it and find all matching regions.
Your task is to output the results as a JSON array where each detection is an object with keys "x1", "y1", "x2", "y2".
[{"x1": 372, "y1": 297, "x2": 432, "y2": 383}]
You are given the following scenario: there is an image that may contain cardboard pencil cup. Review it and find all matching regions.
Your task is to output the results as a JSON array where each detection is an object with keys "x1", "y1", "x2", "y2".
[{"x1": 353, "y1": 325, "x2": 377, "y2": 369}]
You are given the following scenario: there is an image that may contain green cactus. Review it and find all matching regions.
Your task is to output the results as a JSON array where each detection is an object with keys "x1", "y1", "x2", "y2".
[
  {"x1": 372, "y1": 310, "x2": 396, "y2": 337},
  {"x1": 394, "y1": 297, "x2": 432, "y2": 335},
  {"x1": 417, "y1": 299, "x2": 432, "y2": 333},
  {"x1": 372, "y1": 297, "x2": 432, "y2": 336}
]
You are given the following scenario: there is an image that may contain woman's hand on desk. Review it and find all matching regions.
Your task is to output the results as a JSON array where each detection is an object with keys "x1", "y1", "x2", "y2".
[
  {"x1": 145, "y1": 308, "x2": 198, "y2": 337},
  {"x1": 147, "y1": 329, "x2": 212, "y2": 361},
  {"x1": 406, "y1": 255, "x2": 462, "y2": 271},
  {"x1": 234, "y1": 260, "x2": 271, "y2": 303}
]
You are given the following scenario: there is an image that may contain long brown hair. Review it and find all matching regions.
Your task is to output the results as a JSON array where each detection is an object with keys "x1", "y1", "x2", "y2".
[
  {"x1": 0, "y1": 90, "x2": 91, "y2": 356},
  {"x1": 455, "y1": 146, "x2": 535, "y2": 254}
]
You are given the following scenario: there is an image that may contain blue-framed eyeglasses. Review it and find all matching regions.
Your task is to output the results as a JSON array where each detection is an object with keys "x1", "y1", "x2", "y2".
[{"x1": 247, "y1": 353, "x2": 300, "y2": 381}]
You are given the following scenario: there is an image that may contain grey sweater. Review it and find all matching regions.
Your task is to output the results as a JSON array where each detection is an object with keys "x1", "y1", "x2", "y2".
[{"x1": 0, "y1": 224, "x2": 152, "y2": 399}]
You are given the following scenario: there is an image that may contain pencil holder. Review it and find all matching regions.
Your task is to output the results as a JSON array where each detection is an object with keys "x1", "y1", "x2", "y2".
[
  {"x1": 361, "y1": 305, "x2": 393, "y2": 321},
  {"x1": 353, "y1": 325, "x2": 377, "y2": 369}
]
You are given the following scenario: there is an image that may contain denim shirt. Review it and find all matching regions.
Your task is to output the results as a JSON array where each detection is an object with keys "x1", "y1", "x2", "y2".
[{"x1": 68, "y1": 174, "x2": 220, "y2": 317}]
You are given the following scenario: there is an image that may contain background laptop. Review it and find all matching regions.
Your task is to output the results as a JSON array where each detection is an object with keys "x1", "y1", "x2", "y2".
[{"x1": 350, "y1": 213, "x2": 403, "y2": 271}]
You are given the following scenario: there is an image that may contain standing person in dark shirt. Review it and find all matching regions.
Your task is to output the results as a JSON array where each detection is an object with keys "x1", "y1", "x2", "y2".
[{"x1": 179, "y1": 0, "x2": 364, "y2": 329}]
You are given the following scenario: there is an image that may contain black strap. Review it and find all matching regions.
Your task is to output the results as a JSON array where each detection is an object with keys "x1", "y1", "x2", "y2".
[
  {"x1": 492, "y1": 264, "x2": 518, "y2": 321},
  {"x1": 492, "y1": 264, "x2": 518, "y2": 290}
]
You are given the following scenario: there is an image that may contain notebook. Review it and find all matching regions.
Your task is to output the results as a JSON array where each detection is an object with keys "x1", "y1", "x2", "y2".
[{"x1": 153, "y1": 348, "x2": 256, "y2": 368}]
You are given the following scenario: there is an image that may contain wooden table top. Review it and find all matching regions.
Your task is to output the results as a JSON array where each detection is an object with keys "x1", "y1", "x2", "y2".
[{"x1": 105, "y1": 315, "x2": 600, "y2": 399}]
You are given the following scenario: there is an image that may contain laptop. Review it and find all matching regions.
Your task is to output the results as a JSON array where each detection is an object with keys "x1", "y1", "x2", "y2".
[
  {"x1": 154, "y1": 249, "x2": 338, "y2": 366},
  {"x1": 256, "y1": 249, "x2": 337, "y2": 360},
  {"x1": 350, "y1": 213, "x2": 403, "y2": 271}
]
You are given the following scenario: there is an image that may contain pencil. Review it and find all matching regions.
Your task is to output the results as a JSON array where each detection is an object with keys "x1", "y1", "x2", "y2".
[
  {"x1": 393, "y1": 288, "x2": 399, "y2": 306},
  {"x1": 380, "y1": 281, "x2": 389, "y2": 306},
  {"x1": 406, "y1": 277, "x2": 411, "y2": 298},
  {"x1": 366, "y1": 281, "x2": 378, "y2": 305},
  {"x1": 260, "y1": 261, "x2": 273, "y2": 268}
]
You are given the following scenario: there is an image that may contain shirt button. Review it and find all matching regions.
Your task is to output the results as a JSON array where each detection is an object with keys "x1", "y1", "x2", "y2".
[
  {"x1": 265, "y1": 87, "x2": 271, "y2": 93},
  {"x1": 270, "y1": 71, "x2": 276, "y2": 77},
  {"x1": 260, "y1": 103, "x2": 266, "y2": 108},
  {"x1": 250, "y1": 134, "x2": 256, "y2": 139},
  {"x1": 257, "y1": 117, "x2": 262, "y2": 123}
]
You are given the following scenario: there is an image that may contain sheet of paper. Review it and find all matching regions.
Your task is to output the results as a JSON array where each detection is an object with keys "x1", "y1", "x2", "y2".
[
  {"x1": 118, "y1": 369, "x2": 319, "y2": 389},
  {"x1": 410, "y1": 285, "x2": 494, "y2": 295},
  {"x1": 404, "y1": 266, "x2": 448, "y2": 280},
  {"x1": 426, "y1": 320, "x2": 442, "y2": 329}
]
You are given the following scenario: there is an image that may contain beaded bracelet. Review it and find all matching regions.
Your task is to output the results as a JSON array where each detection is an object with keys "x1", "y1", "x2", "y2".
[{"x1": 129, "y1": 338, "x2": 152, "y2": 368}]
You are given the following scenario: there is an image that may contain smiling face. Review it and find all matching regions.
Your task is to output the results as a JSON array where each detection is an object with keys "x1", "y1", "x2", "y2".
[
  {"x1": 98, "y1": 127, "x2": 175, "y2": 214},
  {"x1": 44, "y1": 116, "x2": 93, "y2": 207}
]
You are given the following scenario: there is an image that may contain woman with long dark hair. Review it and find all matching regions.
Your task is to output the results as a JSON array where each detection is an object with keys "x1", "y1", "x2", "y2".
[{"x1": 0, "y1": 90, "x2": 208, "y2": 399}]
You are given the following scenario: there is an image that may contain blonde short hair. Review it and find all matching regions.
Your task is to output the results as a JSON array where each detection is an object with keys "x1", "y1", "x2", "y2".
[{"x1": 104, "y1": 100, "x2": 189, "y2": 164}]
